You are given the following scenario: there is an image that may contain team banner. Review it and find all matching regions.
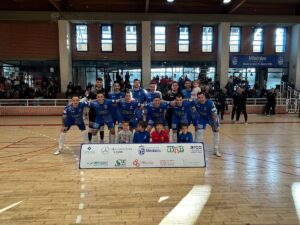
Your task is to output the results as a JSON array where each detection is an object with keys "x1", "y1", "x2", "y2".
[
  {"x1": 79, "y1": 143, "x2": 205, "y2": 169},
  {"x1": 229, "y1": 55, "x2": 287, "y2": 68}
]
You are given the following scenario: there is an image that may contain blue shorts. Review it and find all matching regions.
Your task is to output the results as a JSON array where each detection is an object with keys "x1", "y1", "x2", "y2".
[
  {"x1": 64, "y1": 119, "x2": 86, "y2": 131},
  {"x1": 135, "y1": 108, "x2": 144, "y2": 121},
  {"x1": 111, "y1": 106, "x2": 121, "y2": 124},
  {"x1": 194, "y1": 117, "x2": 219, "y2": 132},
  {"x1": 171, "y1": 118, "x2": 190, "y2": 130},
  {"x1": 93, "y1": 117, "x2": 114, "y2": 129}
]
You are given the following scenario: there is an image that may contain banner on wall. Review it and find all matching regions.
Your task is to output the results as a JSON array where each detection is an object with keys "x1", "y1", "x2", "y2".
[
  {"x1": 79, "y1": 143, "x2": 205, "y2": 169},
  {"x1": 229, "y1": 55, "x2": 287, "y2": 68}
]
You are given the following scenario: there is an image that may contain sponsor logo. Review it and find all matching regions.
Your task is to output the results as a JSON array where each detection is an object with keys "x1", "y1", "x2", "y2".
[
  {"x1": 138, "y1": 145, "x2": 145, "y2": 155},
  {"x1": 113, "y1": 149, "x2": 124, "y2": 154},
  {"x1": 181, "y1": 159, "x2": 201, "y2": 166},
  {"x1": 138, "y1": 145, "x2": 161, "y2": 155},
  {"x1": 133, "y1": 159, "x2": 140, "y2": 167},
  {"x1": 232, "y1": 56, "x2": 238, "y2": 66},
  {"x1": 167, "y1": 145, "x2": 184, "y2": 154},
  {"x1": 115, "y1": 159, "x2": 127, "y2": 167},
  {"x1": 160, "y1": 160, "x2": 175, "y2": 167},
  {"x1": 111, "y1": 146, "x2": 132, "y2": 154},
  {"x1": 141, "y1": 160, "x2": 154, "y2": 166},
  {"x1": 83, "y1": 146, "x2": 96, "y2": 154},
  {"x1": 190, "y1": 145, "x2": 203, "y2": 153},
  {"x1": 101, "y1": 146, "x2": 110, "y2": 155},
  {"x1": 87, "y1": 161, "x2": 108, "y2": 167}
]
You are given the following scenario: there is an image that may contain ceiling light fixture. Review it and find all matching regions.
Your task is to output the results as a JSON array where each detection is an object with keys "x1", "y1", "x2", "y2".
[
  {"x1": 167, "y1": 0, "x2": 175, "y2": 2},
  {"x1": 223, "y1": 0, "x2": 231, "y2": 4}
]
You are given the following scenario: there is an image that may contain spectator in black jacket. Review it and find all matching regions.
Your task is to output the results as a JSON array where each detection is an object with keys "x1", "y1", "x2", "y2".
[
  {"x1": 265, "y1": 88, "x2": 276, "y2": 116},
  {"x1": 215, "y1": 88, "x2": 227, "y2": 121},
  {"x1": 235, "y1": 87, "x2": 248, "y2": 124}
]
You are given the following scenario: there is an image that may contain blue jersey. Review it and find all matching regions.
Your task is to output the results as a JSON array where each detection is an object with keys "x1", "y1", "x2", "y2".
[
  {"x1": 181, "y1": 89, "x2": 192, "y2": 99},
  {"x1": 89, "y1": 99, "x2": 114, "y2": 128},
  {"x1": 191, "y1": 99, "x2": 217, "y2": 120},
  {"x1": 146, "y1": 91, "x2": 162, "y2": 103},
  {"x1": 172, "y1": 101, "x2": 190, "y2": 120},
  {"x1": 108, "y1": 92, "x2": 125, "y2": 100},
  {"x1": 178, "y1": 132, "x2": 193, "y2": 143},
  {"x1": 146, "y1": 102, "x2": 168, "y2": 125},
  {"x1": 90, "y1": 99, "x2": 113, "y2": 120},
  {"x1": 133, "y1": 131, "x2": 150, "y2": 143},
  {"x1": 63, "y1": 101, "x2": 88, "y2": 130},
  {"x1": 64, "y1": 102, "x2": 88, "y2": 123},
  {"x1": 118, "y1": 99, "x2": 141, "y2": 120},
  {"x1": 131, "y1": 88, "x2": 147, "y2": 104},
  {"x1": 170, "y1": 101, "x2": 190, "y2": 129},
  {"x1": 109, "y1": 92, "x2": 125, "y2": 122}
]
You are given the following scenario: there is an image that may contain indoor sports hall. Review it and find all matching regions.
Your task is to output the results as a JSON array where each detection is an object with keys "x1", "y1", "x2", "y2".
[{"x1": 1, "y1": 1, "x2": 300, "y2": 225}]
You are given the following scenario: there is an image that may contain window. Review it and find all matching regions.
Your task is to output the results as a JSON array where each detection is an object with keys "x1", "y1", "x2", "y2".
[
  {"x1": 202, "y1": 26, "x2": 213, "y2": 52},
  {"x1": 178, "y1": 26, "x2": 190, "y2": 52},
  {"x1": 100, "y1": 25, "x2": 113, "y2": 52},
  {"x1": 125, "y1": 25, "x2": 137, "y2": 52},
  {"x1": 228, "y1": 68, "x2": 256, "y2": 88},
  {"x1": 154, "y1": 26, "x2": 166, "y2": 52},
  {"x1": 76, "y1": 25, "x2": 88, "y2": 51},
  {"x1": 252, "y1": 27, "x2": 263, "y2": 53},
  {"x1": 275, "y1": 28, "x2": 286, "y2": 53},
  {"x1": 230, "y1": 27, "x2": 241, "y2": 53},
  {"x1": 267, "y1": 68, "x2": 285, "y2": 89}
]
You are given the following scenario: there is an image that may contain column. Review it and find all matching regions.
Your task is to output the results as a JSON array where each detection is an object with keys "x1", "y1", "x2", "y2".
[
  {"x1": 289, "y1": 24, "x2": 300, "y2": 90},
  {"x1": 58, "y1": 20, "x2": 72, "y2": 93},
  {"x1": 217, "y1": 22, "x2": 230, "y2": 89},
  {"x1": 141, "y1": 21, "x2": 151, "y2": 88}
]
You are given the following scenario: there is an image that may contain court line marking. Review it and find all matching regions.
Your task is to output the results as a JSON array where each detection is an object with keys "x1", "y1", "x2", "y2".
[
  {"x1": 159, "y1": 185, "x2": 211, "y2": 225},
  {"x1": 11, "y1": 127, "x2": 87, "y2": 224},
  {"x1": 0, "y1": 137, "x2": 32, "y2": 151},
  {"x1": 0, "y1": 201, "x2": 23, "y2": 213},
  {"x1": 75, "y1": 215, "x2": 82, "y2": 224},
  {"x1": 79, "y1": 203, "x2": 84, "y2": 209}
]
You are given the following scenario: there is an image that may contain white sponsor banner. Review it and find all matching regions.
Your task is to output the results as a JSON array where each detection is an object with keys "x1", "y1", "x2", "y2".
[{"x1": 79, "y1": 143, "x2": 205, "y2": 169}]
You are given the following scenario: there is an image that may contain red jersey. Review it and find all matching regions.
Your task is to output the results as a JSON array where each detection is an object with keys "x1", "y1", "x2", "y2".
[{"x1": 151, "y1": 130, "x2": 170, "y2": 143}]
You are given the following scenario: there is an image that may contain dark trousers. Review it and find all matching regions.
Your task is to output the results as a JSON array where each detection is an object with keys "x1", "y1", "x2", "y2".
[
  {"x1": 265, "y1": 103, "x2": 276, "y2": 115},
  {"x1": 231, "y1": 106, "x2": 237, "y2": 121},
  {"x1": 217, "y1": 105, "x2": 225, "y2": 120},
  {"x1": 236, "y1": 106, "x2": 248, "y2": 122}
]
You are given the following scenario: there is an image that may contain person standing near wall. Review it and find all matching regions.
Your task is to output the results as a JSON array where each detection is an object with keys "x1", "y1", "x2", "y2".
[{"x1": 265, "y1": 88, "x2": 276, "y2": 116}]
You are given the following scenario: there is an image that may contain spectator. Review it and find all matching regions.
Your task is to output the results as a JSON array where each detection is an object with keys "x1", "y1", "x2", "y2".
[{"x1": 265, "y1": 88, "x2": 277, "y2": 116}]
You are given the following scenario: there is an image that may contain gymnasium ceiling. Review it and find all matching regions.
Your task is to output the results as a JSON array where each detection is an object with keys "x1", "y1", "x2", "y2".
[
  {"x1": 0, "y1": 0, "x2": 299, "y2": 15},
  {"x1": 0, "y1": 0, "x2": 300, "y2": 24}
]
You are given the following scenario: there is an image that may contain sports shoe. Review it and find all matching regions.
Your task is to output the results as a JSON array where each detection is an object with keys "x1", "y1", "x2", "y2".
[
  {"x1": 54, "y1": 148, "x2": 62, "y2": 155},
  {"x1": 244, "y1": 122, "x2": 248, "y2": 125},
  {"x1": 214, "y1": 149, "x2": 222, "y2": 157}
]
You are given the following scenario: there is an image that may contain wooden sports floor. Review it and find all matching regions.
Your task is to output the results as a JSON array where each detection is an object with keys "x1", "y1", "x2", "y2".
[{"x1": 0, "y1": 114, "x2": 300, "y2": 225}]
